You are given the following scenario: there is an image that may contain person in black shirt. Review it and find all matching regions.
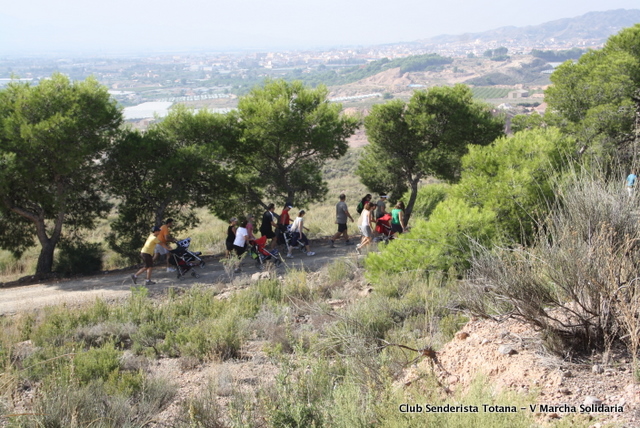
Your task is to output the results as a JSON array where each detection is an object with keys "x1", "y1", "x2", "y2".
[
  {"x1": 260, "y1": 203, "x2": 278, "y2": 249},
  {"x1": 225, "y1": 217, "x2": 238, "y2": 258}
]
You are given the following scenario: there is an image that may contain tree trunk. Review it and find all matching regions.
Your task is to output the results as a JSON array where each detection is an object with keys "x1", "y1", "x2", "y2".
[
  {"x1": 8, "y1": 203, "x2": 64, "y2": 277},
  {"x1": 154, "y1": 202, "x2": 169, "y2": 227},
  {"x1": 33, "y1": 208, "x2": 65, "y2": 277},
  {"x1": 404, "y1": 179, "x2": 420, "y2": 225},
  {"x1": 35, "y1": 239, "x2": 56, "y2": 277},
  {"x1": 33, "y1": 217, "x2": 61, "y2": 277}
]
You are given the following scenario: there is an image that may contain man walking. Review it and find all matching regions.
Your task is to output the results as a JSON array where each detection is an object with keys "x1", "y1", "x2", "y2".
[
  {"x1": 132, "y1": 225, "x2": 172, "y2": 285},
  {"x1": 154, "y1": 218, "x2": 177, "y2": 272},
  {"x1": 330, "y1": 193, "x2": 354, "y2": 248},
  {"x1": 375, "y1": 194, "x2": 388, "y2": 219}
]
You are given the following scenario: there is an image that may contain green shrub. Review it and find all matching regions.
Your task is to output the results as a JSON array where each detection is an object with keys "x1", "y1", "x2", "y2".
[
  {"x1": 439, "y1": 313, "x2": 469, "y2": 341},
  {"x1": 74, "y1": 344, "x2": 120, "y2": 384},
  {"x1": 404, "y1": 183, "x2": 449, "y2": 220},
  {"x1": 54, "y1": 240, "x2": 104, "y2": 276},
  {"x1": 282, "y1": 269, "x2": 314, "y2": 302},
  {"x1": 451, "y1": 127, "x2": 571, "y2": 245},
  {"x1": 158, "y1": 310, "x2": 247, "y2": 361},
  {"x1": 256, "y1": 278, "x2": 283, "y2": 302},
  {"x1": 366, "y1": 198, "x2": 497, "y2": 279}
]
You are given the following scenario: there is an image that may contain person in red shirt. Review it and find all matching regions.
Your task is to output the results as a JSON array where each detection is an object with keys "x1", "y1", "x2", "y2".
[
  {"x1": 279, "y1": 204, "x2": 293, "y2": 229},
  {"x1": 277, "y1": 204, "x2": 293, "y2": 246}
]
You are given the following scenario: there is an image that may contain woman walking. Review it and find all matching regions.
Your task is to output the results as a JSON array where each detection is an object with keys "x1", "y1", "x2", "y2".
[
  {"x1": 225, "y1": 217, "x2": 238, "y2": 258},
  {"x1": 356, "y1": 193, "x2": 372, "y2": 215},
  {"x1": 286, "y1": 210, "x2": 315, "y2": 258},
  {"x1": 232, "y1": 220, "x2": 250, "y2": 273},
  {"x1": 356, "y1": 201, "x2": 376, "y2": 255},
  {"x1": 390, "y1": 201, "x2": 407, "y2": 235},
  {"x1": 246, "y1": 214, "x2": 256, "y2": 240}
]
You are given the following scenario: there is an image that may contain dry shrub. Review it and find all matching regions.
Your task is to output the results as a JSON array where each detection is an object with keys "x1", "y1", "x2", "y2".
[{"x1": 462, "y1": 174, "x2": 640, "y2": 356}]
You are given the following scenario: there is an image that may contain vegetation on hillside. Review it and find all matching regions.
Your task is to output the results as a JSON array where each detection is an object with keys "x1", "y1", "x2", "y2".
[
  {"x1": 279, "y1": 54, "x2": 453, "y2": 88},
  {"x1": 464, "y1": 58, "x2": 552, "y2": 86}
]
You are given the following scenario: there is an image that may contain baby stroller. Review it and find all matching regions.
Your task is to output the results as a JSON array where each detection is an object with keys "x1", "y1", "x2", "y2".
[
  {"x1": 374, "y1": 213, "x2": 395, "y2": 244},
  {"x1": 281, "y1": 225, "x2": 306, "y2": 255},
  {"x1": 249, "y1": 235, "x2": 282, "y2": 270},
  {"x1": 169, "y1": 238, "x2": 205, "y2": 279}
]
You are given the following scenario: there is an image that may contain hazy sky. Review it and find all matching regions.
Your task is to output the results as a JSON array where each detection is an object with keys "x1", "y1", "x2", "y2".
[{"x1": 1, "y1": 0, "x2": 639, "y2": 55}]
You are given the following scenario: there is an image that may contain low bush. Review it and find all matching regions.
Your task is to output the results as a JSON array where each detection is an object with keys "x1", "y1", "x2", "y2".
[
  {"x1": 26, "y1": 374, "x2": 176, "y2": 428},
  {"x1": 73, "y1": 344, "x2": 121, "y2": 384}
]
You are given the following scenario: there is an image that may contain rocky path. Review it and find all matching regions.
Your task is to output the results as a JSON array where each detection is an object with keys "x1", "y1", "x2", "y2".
[{"x1": 0, "y1": 239, "x2": 358, "y2": 316}]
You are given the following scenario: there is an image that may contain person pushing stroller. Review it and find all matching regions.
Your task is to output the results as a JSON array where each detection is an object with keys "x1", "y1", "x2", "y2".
[
  {"x1": 131, "y1": 225, "x2": 173, "y2": 285},
  {"x1": 286, "y1": 210, "x2": 315, "y2": 258}
]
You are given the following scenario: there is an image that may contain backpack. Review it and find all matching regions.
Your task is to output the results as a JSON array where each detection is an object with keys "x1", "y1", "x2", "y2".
[{"x1": 356, "y1": 201, "x2": 364, "y2": 214}]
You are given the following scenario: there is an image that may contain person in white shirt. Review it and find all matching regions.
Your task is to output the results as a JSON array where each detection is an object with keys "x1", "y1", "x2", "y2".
[
  {"x1": 356, "y1": 201, "x2": 376, "y2": 255},
  {"x1": 232, "y1": 220, "x2": 250, "y2": 273},
  {"x1": 286, "y1": 210, "x2": 315, "y2": 258}
]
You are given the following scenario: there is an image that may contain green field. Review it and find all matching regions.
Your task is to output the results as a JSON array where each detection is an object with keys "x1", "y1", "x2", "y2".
[{"x1": 471, "y1": 87, "x2": 513, "y2": 99}]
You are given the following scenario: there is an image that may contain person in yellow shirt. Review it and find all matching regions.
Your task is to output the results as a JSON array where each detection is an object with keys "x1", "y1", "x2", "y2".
[{"x1": 131, "y1": 226, "x2": 172, "y2": 285}]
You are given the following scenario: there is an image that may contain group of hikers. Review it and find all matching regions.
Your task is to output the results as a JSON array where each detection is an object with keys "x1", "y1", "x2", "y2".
[
  {"x1": 131, "y1": 193, "x2": 409, "y2": 284},
  {"x1": 225, "y1": 203, "x2": 315, "y2": 273}
]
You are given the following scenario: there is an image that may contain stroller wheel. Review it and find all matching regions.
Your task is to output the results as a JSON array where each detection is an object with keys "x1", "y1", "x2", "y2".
[
  {"x1": 191, "y1": 271, "x2": 200, "y2": 278},
  {"x1": 199, "y1": 261, "x2": 205, "y2": 269}
]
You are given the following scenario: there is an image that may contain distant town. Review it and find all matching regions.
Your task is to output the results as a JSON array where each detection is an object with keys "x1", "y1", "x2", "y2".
[{"x1": 1, "y1": 8, "x2": 636, "y2": 127}]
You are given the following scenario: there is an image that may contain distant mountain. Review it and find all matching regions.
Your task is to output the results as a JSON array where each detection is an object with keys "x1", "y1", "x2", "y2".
[{"x1": 420, "y1": 9, "x2": 640, "y2": 46}]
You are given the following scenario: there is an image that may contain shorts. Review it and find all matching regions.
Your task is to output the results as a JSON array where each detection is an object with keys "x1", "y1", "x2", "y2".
[
  {"x1": 360, "y1": 225, "x2": 372, "y2": 238},
  {"x1": 391, "y1": 223, "x2": 403, "y2": 234},
  {"x1": 261, "y1": 228, "x2": 275, "y2": 239},
  {"x1": 154, "y1": 244, "x2": 168, "y2": 255},
  {"x1": 234, "y1": 245, "x2": 246, "y2": 257},
  {"x1": 225, "y1": 240, "x2": 234, "y2": 251},
  {"x1": 336, "y1": 223, "x2": 347, "y2": 233},
  {"x1": 140, "y1": 253, "x2": 153, "y2": 268},
  {"x1": 292, "y1": 232, "x2": 309, "y2": 246}
]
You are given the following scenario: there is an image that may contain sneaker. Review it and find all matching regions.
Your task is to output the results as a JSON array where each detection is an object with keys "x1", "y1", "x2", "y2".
[
  {"x1": 167, "y1": 267, "x2": 176, "y2": 272},
  {"x1": 345, "y1": 240, "x2": 354, "y2": 246},
  {"x1": 330, "y1": 240, "x2": 336, "y2": 248},
  {"x1": 286, "y1": 254, "x2": 294, "y2": 259},
  {"x1": 145, "y1": 280, "x2": 156, "y2": 285},
  {"x1": 355, "y1": 246, "x2": 361, "y2": 255},
  {"x1": 307, "y1": 252, "x2": 315, "y2": 256},
  {"x1": 131, "y1": 274, "x2": 137, "y2": 284},
  {"x1": 233, "y1": 268, "x2": 241, "y2": 273}
]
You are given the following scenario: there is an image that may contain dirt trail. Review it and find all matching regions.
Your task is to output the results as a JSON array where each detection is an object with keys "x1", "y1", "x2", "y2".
[{"x1": 0, "y1": 239, "x2": 357, "y2": 316}]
